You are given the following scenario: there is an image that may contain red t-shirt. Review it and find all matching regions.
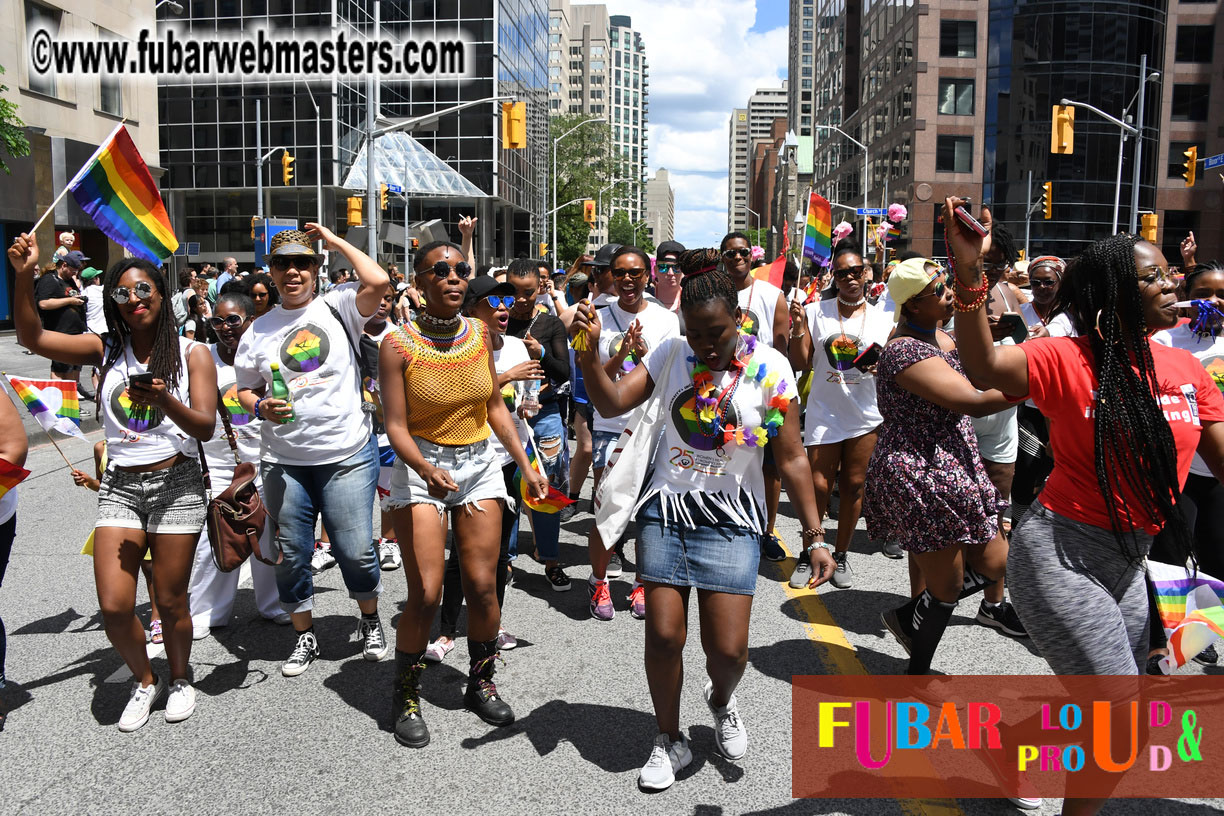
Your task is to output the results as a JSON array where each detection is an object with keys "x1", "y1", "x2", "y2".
[{"x1": 1019, "y1": 336, "x2": 1224, "y2": 533}]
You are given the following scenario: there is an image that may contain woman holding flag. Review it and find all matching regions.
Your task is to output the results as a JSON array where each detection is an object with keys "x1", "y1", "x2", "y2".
[{"x1": 9, "y1": 233, "x2": 218, "y2": 732}]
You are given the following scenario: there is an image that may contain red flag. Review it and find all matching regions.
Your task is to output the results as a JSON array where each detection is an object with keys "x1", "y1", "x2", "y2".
[
  {"x1": 753, "y1": 254, "x2": 786, "y2": 289},
  {"x1": 781, "y1": 224, "x2": 791, "y2": 256}
]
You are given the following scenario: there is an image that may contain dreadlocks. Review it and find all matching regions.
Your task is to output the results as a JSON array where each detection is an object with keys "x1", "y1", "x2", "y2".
[
  {"x1": 678, "y1": 248, "x2": 736, "y2": 316},
  {"x1": 991, "y1": 220, "x2": 1020, "y2": 266},
  {"x1": 1057, "y1": 234, "x2": 1192, "y2": 565},
  {"x1": 100, "y1": 259, "x2": 185, "y2": 391}
]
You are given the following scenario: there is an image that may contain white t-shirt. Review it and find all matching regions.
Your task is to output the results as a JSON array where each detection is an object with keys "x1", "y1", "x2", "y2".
[
  {"x1": 594, "y1": 291, "x2": 665, "y2": 309},
  {"x1": 100, "y1": 336, "x2": 200, "y2": 467},
  {"x1": 488, "y1": 335, "x2": 531, "y2": 466},
  {"x1": 202, "y1": 346, "x2": 263, "y2": 485},
  {"x1": 365, "y1": 321, "x2": 395, "y2": 448},
  {"x1": 1153, "y1": 324, "x2": 1223, "y2": 477},
  {"x1": 1046, "y1": 311, "x2": 1077, "y2": 338},
  {"x1": 594, "y1": 300, "x2": 681, "y2": 434},
  {"x1": 0, "y1": 487, "x2": 17, "y2": 526},
  {"x1": 84, "y1": 287, "x2": 107, "y2": 335},
  {"x1": 234, "y1": 287, "x2": 373, "y2": 466},
  {"x1": 641, "y1": 337, "x2": 798, "y2": 532},
  {"x1": 802, "y1": 300, "x2": 893, "y2": 445},
  {"x1": 737, "y1": 279, "x2": 786, "y2": 348}
]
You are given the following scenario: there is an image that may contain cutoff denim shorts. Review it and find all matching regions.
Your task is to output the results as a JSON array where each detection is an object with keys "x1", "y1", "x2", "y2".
[
  {"x1": 385, "y1": 437, "x2": 509, "y2": 512},
  {"x1": 592, "y1": 429, "x2": 622, "y2": 471},
  {"x1": 96, "y1": 457, "x2": 207, "y2": 535},
  {"x1": 637, "y1": 494, "x2": 760, "y2": 595}
]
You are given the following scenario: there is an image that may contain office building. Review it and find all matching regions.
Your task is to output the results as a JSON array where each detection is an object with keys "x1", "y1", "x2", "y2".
[
  {"x1": 789, "y1": 0, "x2": 817, "y2": 139},
  {"x1": 644, "y1": 168, "x2": 674, "y2": 245},
  {"x1": 728, "y1": 84, "x2": 787, "y2": 233}
]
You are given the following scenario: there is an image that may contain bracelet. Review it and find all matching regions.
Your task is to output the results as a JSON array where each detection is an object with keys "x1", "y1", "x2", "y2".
[
  {"x1": 801, "y1": 527, "x2": 825, "y2": 540},
  {"x1": 806, "y1": 541, "x2": 832, "y2": 554},
  {"x1": 954, "y1": 288, "x2": 990, "y2": 313},
  {"x1": 253, "y1": 398, "x2": 264, "y2": 420},
  {"x1": 955, "y1": 274, "x2": 988, "y2": 293}
]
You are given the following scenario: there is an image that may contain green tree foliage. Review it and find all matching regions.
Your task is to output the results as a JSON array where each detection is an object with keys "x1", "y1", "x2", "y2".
[
  {"x1": 606, "y1": 209, "x2": 655, "y2": 254},
  {"x1": 0, "y1": 66, "x2": 31, "y2": 175},
  {"x1": 548, "y1": 114, "x2": 628, "y2": 264}
]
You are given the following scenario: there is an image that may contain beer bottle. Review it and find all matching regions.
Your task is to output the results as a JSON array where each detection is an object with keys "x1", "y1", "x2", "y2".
[{"x1": 269, "y1": 362, "x2": 295, "y2": 423}]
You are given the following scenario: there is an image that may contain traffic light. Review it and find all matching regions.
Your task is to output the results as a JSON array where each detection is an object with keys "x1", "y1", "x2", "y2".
[
  {"x1": 501, "y1": 101, "x2": 527, "y2": 149},
  {"x1": 379, "y1": 182, "x2": 389, "y2": 210},
  {"x1": 539, "y1": 242, "x2": 548, "y2": 257},
  {"x1": 347, "y1": 196, "x2": 363, "y2": 226},
  {"x1": 250, "y1": 216, "x2": 258, "y2": 239},
  {"x1": 1183, "y1": 146, "x2": 1198, "y2": 188},
  {"x1": 281, "y1": 151, "x2": 295, "y2": 185},
  {"x1": 1042, "y1": 182, "x2": 1053, "y2": 220},
  {"x1": 1140, "y1": 212, "x2": 1158, "y2": 243},
  {"x1": 583, "y1": 199, "x2": 596, "y2": 225},
  {"x1": 1050, "y1": 105, "x2": 1075, "y2": 155}
]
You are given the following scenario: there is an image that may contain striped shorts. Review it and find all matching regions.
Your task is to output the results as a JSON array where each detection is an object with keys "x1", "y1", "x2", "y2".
[{"x1": 96, "y1": 457, "x2": 207, "y2": 535}]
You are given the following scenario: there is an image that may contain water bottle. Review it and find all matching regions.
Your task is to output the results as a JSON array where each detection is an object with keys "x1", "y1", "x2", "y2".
[
  {"x1": 522, "y1": 377, "x2": 540, "y2": 418},
  {"x1": 269, "y1": 362, "x2": 295, "y2": 423}
]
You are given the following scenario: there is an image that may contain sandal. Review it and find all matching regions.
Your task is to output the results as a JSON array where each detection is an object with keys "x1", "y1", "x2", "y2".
[{"x1": 150, "y1": 619, "x2": 164, "y2": 645}]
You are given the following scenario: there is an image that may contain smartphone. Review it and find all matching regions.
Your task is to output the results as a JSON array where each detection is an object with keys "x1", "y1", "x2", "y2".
[
  {"x1": 954, "y1": 205, "x2": 989, "y2": 237},
  {"x1": 997, "y1": 313, "x2": 1028, "y2": 344},
  {"x1": 853, "y1": 342, "x2": 882, "y2": 371},
  {"x1": 128, "y1": 372, "x2": 155, "y2": 388}
]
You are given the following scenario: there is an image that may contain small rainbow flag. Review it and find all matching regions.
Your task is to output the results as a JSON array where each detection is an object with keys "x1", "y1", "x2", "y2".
[
  {"x1": 67, "y1": 124, "x2": 178, "y2": 263},
  {"x1": 513, "y1": 447, "x2": 574, "y2": 515},
  {"x1": 1148, "y1": 559, "x2": 1224, "y2": 674},
  {"x1": 886, "y1": 223, "x2": 902, "y2": 241},
  {"x1": 802, "y1": 191, "x2": 832, "y2": 265},
  {"x1": 0, "y1": 457, "x2": 30, "y2": 501},
  {"x1": 4, "y1": 375, "x2": 86, "y2": 440}
]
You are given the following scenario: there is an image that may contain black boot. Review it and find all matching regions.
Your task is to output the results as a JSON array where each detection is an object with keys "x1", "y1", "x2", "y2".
[
  {"x1": 464, "y1": 640, "x2": 514, "y2": 727},
  {"x1": 881, "y1": 594, "x2": 921, "y2": 656},
  {"x1": 907, "y1": 590, "x2": 957, "y2": 676},
  {"x1": 392, "y1": 651, "x2": 429, "y2": 748},
  {"x1": 959, "y1": 563, "x2": 997, "y2": 600}
]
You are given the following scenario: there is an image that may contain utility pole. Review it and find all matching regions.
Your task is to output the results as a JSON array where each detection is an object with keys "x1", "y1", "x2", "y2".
[
  {"x1": 365, "y1": 0, "x2": 380, "y2": 259},
  {"x1": 1025, "y1": 169, "x2": 1032, "y2": 259},
  {"x1": 1128, "y1": 54, "x2": 1147, "y2": 235},
  {"x1": 255, "y1": 98, "x2": 263, "y2": 220}
]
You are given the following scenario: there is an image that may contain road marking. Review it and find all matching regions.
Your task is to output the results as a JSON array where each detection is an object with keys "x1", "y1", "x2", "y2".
[{"x1": 774, "y1": 543, "x2": 965, "y2": 816}]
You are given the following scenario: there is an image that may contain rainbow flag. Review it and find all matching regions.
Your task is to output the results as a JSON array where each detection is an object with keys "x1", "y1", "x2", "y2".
[
  {"x1": 802, "y1": 191, "x2": 832, "y2": 265},
  {"x1": 1148, "y1": 559, "x2": 1224, "y2": 674},
  {"x1": 886, "y1": 223, "x2": 902, "y2": 241},
  {"x1": 4, "y1": 375, "x2": 86, "y2": 440},
  {"x1": 753, "y1": 254, "x2": 787, "y2": 289},
  {"x1": 513, "y1": 447, "x2": 574, "y2": 515},
  {"x1": 0, "y1": 457, "x2": 30, "y2": 501},
  {"x1": 66, "y1": 124, "x2": 178, "y2": 263}
]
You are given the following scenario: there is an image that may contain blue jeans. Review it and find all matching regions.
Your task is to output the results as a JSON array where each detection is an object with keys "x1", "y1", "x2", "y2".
[
  {"x1": 518, "y1": 403, "x2": 568, "y2": 561},
  {"x1": 262, "y1": 436, "x2": 382, "y2": 613}
]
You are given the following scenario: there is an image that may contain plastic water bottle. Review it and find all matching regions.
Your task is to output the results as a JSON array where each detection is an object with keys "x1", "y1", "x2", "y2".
[
  {"x1": 269, "y1": 362, "x2": 295, "y2": 423},
  {"x1": 522, "y1": 378, "x2": 540, "y2": 418}
]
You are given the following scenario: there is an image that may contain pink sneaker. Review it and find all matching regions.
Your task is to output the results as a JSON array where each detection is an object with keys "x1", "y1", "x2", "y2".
[
  {"x1": 629, "y1": 585, "x2": 646, "y2": 620},
  {"x1": 588, "y1": 579, "x2": 614, "y2": 621}
]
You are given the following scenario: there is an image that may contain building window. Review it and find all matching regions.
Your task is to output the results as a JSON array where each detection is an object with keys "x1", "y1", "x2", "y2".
[
  {"x1": 1175, "y1": 25, "x2": 1214, "y2": 63},
  {"x1": 936, "y1": 135, "x2": 973, "y2": 173},
  {"x1": 1171, "y1": 84, "x2": 1209, "y2": 121},
  {"x1": 590, "y1": 60, "x2": 604, "y2": 70},
  {"x1": 937, "y1": 78, "x2": 974, "y2": 115},
  {"x1": 592, "y1": 45, "x2": 605, "y2": 56},
  {"x1": 549, "y1": 33, "x2": 560, "y2": 44},
  {"x1": 939, "y1": 20, "x2": 975, "y2": 58},
  {"x1": 24, "y1": 1, "x2": 61, "y2": 96},
  {"x1": 1167, "y1": 141, "x2": 1200, "y2": 178},
  {"x1": 801, "y1": 79, "x2": 812, "y2": 89}
]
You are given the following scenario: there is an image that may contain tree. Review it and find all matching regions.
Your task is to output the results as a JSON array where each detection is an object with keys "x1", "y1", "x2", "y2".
[
  {"x1": 0, "y1": 66, "x2": 31, "y2": 175},
  {"x1": 607, "y1": 209, "x2": 655, "y2": 254},
  {"x1": 741, "y1": 227, "x2": 768, "y2": 249},
  {"x1": 547, "y1": 113, "x2": 630, "y2": 264}
]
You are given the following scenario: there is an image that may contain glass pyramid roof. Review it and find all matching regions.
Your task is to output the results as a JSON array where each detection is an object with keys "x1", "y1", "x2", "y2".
[{"x1": 342, "y1": 132, "x2": 488, "y2": 198}]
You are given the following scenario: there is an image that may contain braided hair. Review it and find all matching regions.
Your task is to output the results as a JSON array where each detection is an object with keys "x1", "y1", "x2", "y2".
[
  {"x1": 991, "y1": 220, "x2": 1020, "y2": 266},
  {"x1": 678, "y1": 248, "x2": 736, "y2": 316},
  {"x1": 101, "y1": 259, "x2": 184, "y2": 390},
  {"x1": 1056, "y1": 234, "x2": 1191, "y2": 564}
]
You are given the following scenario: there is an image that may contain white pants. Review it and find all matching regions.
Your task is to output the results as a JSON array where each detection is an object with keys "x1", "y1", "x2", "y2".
[{"x1": 187, "y1": 510, "x2": 281, "y2": 626}]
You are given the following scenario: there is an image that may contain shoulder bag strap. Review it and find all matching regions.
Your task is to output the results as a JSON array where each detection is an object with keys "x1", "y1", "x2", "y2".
[
  {"x1": 324, "y1": 300, "x2": 368, "y2": 396},
  {"x1": 217, "y1": 388, "x2": 241, "y2": 466}
]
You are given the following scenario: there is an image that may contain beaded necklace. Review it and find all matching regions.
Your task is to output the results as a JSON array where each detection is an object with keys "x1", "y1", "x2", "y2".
[{"x1": 689, "y1": 334, "x2": 790, "y2": 448}]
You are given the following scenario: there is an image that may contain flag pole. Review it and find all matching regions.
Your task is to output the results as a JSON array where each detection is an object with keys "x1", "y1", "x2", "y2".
[
  {"x1": 28, "y1": 119, "x2": 127, "y2": 235},
  {"x1": 1, "y1": 374, "x2": 77, "y2": 470}
]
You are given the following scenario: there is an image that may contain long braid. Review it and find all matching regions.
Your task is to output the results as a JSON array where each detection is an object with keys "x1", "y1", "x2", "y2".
[
  {"x1": 1061, "y1": 234, "x2": 1192, "y2": 564},
  {"x1": 101, "y1": 260, "x2": 184, "y2": 390}
]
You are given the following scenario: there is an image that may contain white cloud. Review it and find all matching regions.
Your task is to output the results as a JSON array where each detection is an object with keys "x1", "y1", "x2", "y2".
[{"x1": 610, "y1": 0, "x2": 787, "y2": 247}]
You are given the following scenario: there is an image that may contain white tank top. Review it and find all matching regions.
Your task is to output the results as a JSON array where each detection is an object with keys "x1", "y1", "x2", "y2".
[{"x1": 100, "y1": 336, "x2": 199, "y2": 467}]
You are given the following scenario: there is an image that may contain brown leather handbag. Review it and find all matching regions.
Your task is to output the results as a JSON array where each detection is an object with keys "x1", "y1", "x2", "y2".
[{"x1": 199, "y1": 395, "x2": 279, "y2": 572}]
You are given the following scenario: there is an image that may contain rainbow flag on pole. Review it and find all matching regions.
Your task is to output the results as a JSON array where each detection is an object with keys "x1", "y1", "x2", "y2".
[
  {"x1": 4, "y1": 375, "x2": 87, "y2": 440},
  {"x1": 1148, "y1": 559, "x2": 1224, "y2": 674},
  {"x1": 67, "y1": 124, "x2": 178, "y2": 263},
  {"x1": 802, "y1": 191, "x2": 832, "y2": 265},
  {"x1": 513, "y1": 445, "x2": 575, "y2": 515},
  {"x1": 0, "y1": 457, "x2": 30, "y2": 501}
]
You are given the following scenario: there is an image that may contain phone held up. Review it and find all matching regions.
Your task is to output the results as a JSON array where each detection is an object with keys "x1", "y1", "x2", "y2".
[
  {"x1": 852, "y1": 342, "x2": 882, "y2": 372},
  {"x1": 953, "y1": 198, "x2": 989, "y2": 238}
]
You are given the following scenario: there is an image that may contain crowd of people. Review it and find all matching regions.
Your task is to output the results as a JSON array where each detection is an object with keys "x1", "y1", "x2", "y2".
[{"x1": 3, "y1": 203, "x2": 1223, "y2": 815}]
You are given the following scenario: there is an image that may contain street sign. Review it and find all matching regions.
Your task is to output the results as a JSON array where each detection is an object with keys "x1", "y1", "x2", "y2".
[
  {"x1": 856, "y1": 208, "x2": 887, "y2": 216},
  {"x1": 1205, "y1": 153, "x2": 1224, "y2": 170},
  {"x1": 385, "y1": 183, "x2": 404, "y2": 194}
]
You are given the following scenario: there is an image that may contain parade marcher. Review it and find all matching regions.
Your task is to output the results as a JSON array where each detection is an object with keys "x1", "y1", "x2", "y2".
[
  {"x1": 12, "y1": 233, "x2": 218, "y2": 731},
  {"x1": 364, "y1": 287, "x2": 402, "y2": 571},
  {"x1": 234, "y1": 225, "x2": 390, "y2": 678},
  {"x1": 653, "y1": 240, "x2": 687, "y2": 322},
  {"x1": 379, "y1": 241, "x2": 547, "y2": 749},
  {"x1": 0, "y1": 386, "x2": 28, "y2": 731},
  {"x1": 571, "y1": 249, "x2": 833, "y2": 790},
  {"x1": 244, "y1": 272, "x2": 279, "y2": 319},
  {"x1": 34, "y1": 248, "x2": 89, "y2": 384}
]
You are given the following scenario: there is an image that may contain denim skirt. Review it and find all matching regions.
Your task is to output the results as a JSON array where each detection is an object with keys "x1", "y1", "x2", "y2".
[{"x1": 636, "y1": 493, "x2": 760, "y2": 595}]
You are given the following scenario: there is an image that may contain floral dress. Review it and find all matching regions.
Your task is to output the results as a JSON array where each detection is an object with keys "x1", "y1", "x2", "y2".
[{"x1": 863, "y1": 335, "x2": 1002, "y2": 552}]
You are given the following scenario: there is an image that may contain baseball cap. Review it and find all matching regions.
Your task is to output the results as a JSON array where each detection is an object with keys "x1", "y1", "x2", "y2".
[
  {"x1": 656, "y1": 240, "x2": 685, "y2": 261},
  {"x1": 464, "y1": 275, "x2": 516, "y2": 308},
  {"x1": 79, "y1": 266, "x2": 103, "y2": 280},
  {"x1": 591, "y1": 244, "x2": 622, "y2": 268},
  {"x1": 60, "y1": 250, "x2": 89, "y2": 269},
  {"x1": 886, "y1": 257, "x2": 943, "y2": 322}
]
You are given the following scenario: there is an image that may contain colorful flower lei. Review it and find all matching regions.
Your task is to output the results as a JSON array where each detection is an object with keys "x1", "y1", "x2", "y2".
[{"x1": 689, "y1": 335, "x2": 790, "y2": 448}]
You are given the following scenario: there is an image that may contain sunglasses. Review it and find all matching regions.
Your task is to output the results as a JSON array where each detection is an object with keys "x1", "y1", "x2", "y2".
[
  {"x1": 484, "y1": 295, "x2": 515, "y2": 309},
  {"x1": 911, "y1": 281, "x2": 947, "y2": 301},
  {"x1": 833, "y1": 265, "x2": 866, "y2": 280},
  {"x1": 610, "y1": 267, "x2": 648, "y2": 280},
  {"x1": 270, "y1": 256, "x2": 315, "y2": 271},
  {"x1": 209, "y1": 314, "x2": 248, "y2": 328},
  {"x1": 425, "y1": 260, "x2": 473, "y2": 279},
  {"x1": 658, "y1": 263, "x2": 680, "y2": 274},
  {"x1": 1030, "y1": 278, "x2": 1058, "y2": 288},
  {"x1": 111, "y1": 281, "x2": 155, "y2": 304},
  {"x1": 982, "y1": 262, "x2": 1011, "y2": 273},
  {"x1": 722, "y1": 248, "x2": 751, "y2": 260}
]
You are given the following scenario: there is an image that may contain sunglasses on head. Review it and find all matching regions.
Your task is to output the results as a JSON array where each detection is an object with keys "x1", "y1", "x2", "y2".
[
  {"x1": 722, "y1": 248, "x2": 751, "y2": 260},
  {"x1": 425, "y1": 260, "x2": 473, "y2": 279},
  {"x1": 209, "y1": 314, "x2": 248, "y2": 328},
  {"x1": 611, "y1": 266, "x2": 648, "y2": 280},
  {"x1": 834, "y1": 265, "x2": 866, "y2": 280},
  {"x1": 110, "y1": 281, "x2": 155, "y2": 304},
  {"x1": 911, "y1": 280, "x2": 947, "y2": 301},
  {"x1": 270, "y1": 256, "x2": 315, "y2": 271},
  {"x1": 484, "y1": 295, "x2": 515, "y2": 309}
]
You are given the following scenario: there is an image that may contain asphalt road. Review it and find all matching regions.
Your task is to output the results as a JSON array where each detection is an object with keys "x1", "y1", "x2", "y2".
[{"x1": 1, "y1": 335, "x2": 1220, "y2": 815}]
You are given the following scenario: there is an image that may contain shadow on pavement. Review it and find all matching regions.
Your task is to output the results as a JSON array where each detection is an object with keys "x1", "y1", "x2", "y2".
[{"x1": 12, "y1": 607, "x2": 103, "y2": 636}]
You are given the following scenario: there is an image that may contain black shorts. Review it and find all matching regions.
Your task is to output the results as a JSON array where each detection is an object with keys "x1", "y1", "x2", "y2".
[
  {"x1": 571, "y1": 398, "x2": 593, "y2": 424},
  {"x1": 50, "y1": 360, "x2": 81, "y2": 375}
]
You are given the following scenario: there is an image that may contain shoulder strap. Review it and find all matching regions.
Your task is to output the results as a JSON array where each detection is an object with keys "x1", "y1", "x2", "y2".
[
  {"x1": 216, "y1": 388, "x2": 241, "y2": 466},
  {"x1": 324, "y1": 299, "x2": 370, "y2": 398}
]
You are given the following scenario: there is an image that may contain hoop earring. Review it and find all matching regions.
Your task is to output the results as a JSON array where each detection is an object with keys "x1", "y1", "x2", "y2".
[{"x1": 1094, "y1": 308, "x2": 1121, "y2": 340}]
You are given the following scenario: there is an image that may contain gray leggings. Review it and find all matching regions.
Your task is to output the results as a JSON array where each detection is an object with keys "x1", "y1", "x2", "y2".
[{"x1": 1008, "y1": 502, "x2": 1151, "y2": 675}]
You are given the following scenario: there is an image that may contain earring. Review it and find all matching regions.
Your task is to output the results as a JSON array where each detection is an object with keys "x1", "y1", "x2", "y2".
[{"x1": 1094, "y1": 309, "x2": 1121, "y2": 340}]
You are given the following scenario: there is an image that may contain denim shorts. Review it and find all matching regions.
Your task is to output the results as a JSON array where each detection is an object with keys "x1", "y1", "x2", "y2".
[
  {"x1": 385, "y1": 437, "x2": 509, "y2": 512},
  {"x1": 636, "y1": 493, "x2": 760, "y2": 595},
  {"x1": 96, "y1": 457, "x2": 207, "y2": 535},
  {"x1": 592, "y1": 429, "x2": 622, "y2": 471}
]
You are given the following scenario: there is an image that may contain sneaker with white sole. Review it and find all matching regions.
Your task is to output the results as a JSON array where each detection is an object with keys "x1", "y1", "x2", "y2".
[
  {"x1": 282, "y1": 631, "x2": 320, "y2": 677},
  {"x1": 192, "y1": 621, "x2": 211, "y2": 641},
  {"x1": 606, "y1": 553, "x2": 623, "y2": 578},
  {"x1": 830, "y1": 551, "x2": 853, "y2": 588},
  {"x1": 496, "y1": 627, "x2": 517, "y2": 650},
  {"x1": 975, "y1": 600, "x2": 1029, "y2": 638},
  {"x1": 118, "y1": 677, "x2": 166, "y2": 732},
  {"x1": 704, "y1": 679, "x2": 748, "y2": 760},
  {"x1": 629, "y1": 584, "x2": 646, "y2": 619},
  {"x1": 789, "y1": 550, "x2": 813, "y2": 588},
  {"x1": 545, "y1": 564, "x2": 572, "y2": 592},
  {"x1": 638, "y1": 732, "x2": 693, "y2": 791},
  {"x1": 379, "y1": 538, "x2": 402, "y2": 570},
  {"x1": 358, "y1": 616, "x2": 389, "y2": 661},
  {"x1": 310, "y1": 542, "x2": 336, "y2": 574},
  {"x1": 164, "y1": 679, "x2": 196, "y2": 723},
  {"x1": 423, "y1": 637, "x2": 455, "y2": 663},
  {"x1": 588, "y1": 578, "x2": 615, "y2": 621},
  {"x1": 882, "y1": 540, "x2": 904, "y2": 559}
]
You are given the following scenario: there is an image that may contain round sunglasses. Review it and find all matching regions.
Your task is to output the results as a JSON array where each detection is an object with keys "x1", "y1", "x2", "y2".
[
  {"x1": 209, "y1": 314, "x2": 249, "y2": 328},
  {"x1": 111, "y1": 281, "x2": 155, "y2": 304},
  {"x1": 424, "y1": 260, "x2": 473, "y2": 279},
  {"x1": 483, "y1": 295, "x2": 515, "y2": 309}
]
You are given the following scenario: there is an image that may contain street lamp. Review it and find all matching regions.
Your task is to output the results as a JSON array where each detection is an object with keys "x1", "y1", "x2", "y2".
[
  {"x1": 155, "y1": 0, "x2": 184, "y2": 13},
  {"x1": 741, "y1": 204, "x2": 760, "y2": 242},
  {"x1": 300, "y1": 82, "x2": 324, "y2": 251},
  {"x1": 813, "y1": 124, "x2": 868, "y2": 256},
  {"x1": 552, "y1": 118, "x2": 603, "y2": 266}
]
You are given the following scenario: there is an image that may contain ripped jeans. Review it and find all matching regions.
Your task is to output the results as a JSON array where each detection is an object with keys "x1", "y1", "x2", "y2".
[{"x1": 510, "y1": 403, "x2": 569, "y2": 561}]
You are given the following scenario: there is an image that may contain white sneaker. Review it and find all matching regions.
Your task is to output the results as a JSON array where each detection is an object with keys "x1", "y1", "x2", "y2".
[
  {"x1": 310, "y1": 542, "x2": 336, "y2": 574},
  {"x1": 496, "y1": 627, "x2": 517, "y2": 650},
  {"x1": 358, "y1": 616, "x2": 389, "y2": 661},
  {"x1": 165, "y1": 679, "x2": 197, "y2": 723},
  {"x1": 118, "y1": 677, "x2": 166, "y2": 732},
  {"x1": 266, "y1": 612, "x2": 292, "y2": 625},
  {"x1": 423, "y1": 637, "x2": 455, "y2": 663},
  {"x1": 704, "y1": 679, "x2": 748, "y2": 760},
  {"x1": 192, "y1": 622, "x2": 211, "y2": 641},
  {"x1": 378, "y1": 539, "x2": 402, "y2": 570},
  {"x1": 638, "y1": 732, "x2": 693, "y2": 790}
]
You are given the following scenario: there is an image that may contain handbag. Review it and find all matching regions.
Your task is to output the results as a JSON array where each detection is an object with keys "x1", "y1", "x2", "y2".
[{"x1": 199, "y1": 394, "x2": 279, "y2": 572}]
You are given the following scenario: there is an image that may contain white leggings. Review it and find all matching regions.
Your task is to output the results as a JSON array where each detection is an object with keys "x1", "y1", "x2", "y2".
[{"x1": 187, "y1": 527, "x2": 281, "y2": 627}]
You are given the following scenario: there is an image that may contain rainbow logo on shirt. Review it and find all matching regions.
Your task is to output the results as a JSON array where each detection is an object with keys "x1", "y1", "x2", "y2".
[
  {"x1": 220, "y1": 381, "x2": 253, "y2": 426},
  {"x1": 1204, "y1": 355, "x2": 1224, "y2": 395},
  {"x1": 279, "y1": 323, "x2": 332, "y2": 374},
  {"x1": 669, "y1": 385, "x2": 741, "y2": 453},
  {"x1": 738, "y1": 309, "x2": 761, "y2": 338},
  {"x1": 824, "y1": 333, "x2": 862, "y2": 372},
  {"x1": 110, "y1": 386, "x2": 164, "y2": 433}
]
